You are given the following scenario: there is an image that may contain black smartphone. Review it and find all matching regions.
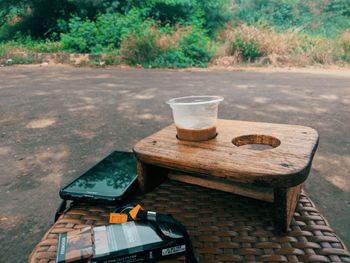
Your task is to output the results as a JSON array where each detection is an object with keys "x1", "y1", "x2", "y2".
[{"x1": 60, "y1": 151, "x2": 138, "y2": 204}]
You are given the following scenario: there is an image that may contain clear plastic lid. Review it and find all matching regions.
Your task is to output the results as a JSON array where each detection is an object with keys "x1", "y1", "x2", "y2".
[{"x1": 166, "y1": 96, "x2": 224, "y2": 106}]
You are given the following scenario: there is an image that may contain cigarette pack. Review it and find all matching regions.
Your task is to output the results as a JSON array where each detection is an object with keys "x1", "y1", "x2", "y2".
[
  {"x1": 56, "y1": 227, "x2": 93, "y2": 263},
  {"x1": 56, "y1": 221, "x2": 186, "y2": 263}
]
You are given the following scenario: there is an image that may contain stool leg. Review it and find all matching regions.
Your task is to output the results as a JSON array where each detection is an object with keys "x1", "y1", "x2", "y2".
[
  {"x1": 137, "y1": 161, "x2": 168, "y2": 193},
  {"x1": 274, "y1": 185, "x2": 302, "y2": 234}
]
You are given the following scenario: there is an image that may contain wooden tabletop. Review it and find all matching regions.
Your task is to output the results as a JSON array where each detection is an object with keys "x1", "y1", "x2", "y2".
[{"x1": 133, "y1": 119, "x2": 319, "y2": 187}]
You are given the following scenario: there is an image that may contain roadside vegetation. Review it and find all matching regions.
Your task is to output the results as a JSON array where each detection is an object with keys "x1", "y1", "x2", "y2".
[{"x1": 0, "y1": 0, "x2": 349, "y2": 67}]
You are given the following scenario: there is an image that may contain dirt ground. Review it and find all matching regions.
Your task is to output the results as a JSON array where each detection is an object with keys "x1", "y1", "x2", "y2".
[{"x1": 0, "y1": 65, "x2": 349, "y2": 262}]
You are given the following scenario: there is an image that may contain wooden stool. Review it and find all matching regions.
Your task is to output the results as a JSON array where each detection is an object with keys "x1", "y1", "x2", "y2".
[{"x1": 133, "y1": 119, "x2": 319, "y2": 233}]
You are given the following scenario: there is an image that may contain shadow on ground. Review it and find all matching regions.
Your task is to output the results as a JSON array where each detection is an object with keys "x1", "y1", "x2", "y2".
[{"x1": 0, "y1": 66, "x2": 349, "y2": 262}]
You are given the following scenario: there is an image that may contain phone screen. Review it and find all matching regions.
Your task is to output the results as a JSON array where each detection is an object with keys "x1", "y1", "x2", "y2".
[{"x1": 61, "y1": 152, "x2": 137, "y2": 200}]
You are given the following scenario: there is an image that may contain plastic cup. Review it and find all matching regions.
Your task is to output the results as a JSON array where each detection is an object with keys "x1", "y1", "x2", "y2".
[{"x1": 166, "y1": 96, "x2": 224, "y2": 141}]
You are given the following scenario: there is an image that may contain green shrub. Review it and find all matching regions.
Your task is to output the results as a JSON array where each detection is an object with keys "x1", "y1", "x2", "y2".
[
  {"x1": 61, "y1": 9, "x2": 145, "y2": 53},
  {"x1": 145, "y1": 0, "x2": 231, "y2": 35},
  {"x1": 233, "y1": 0, "x2": 350, "y2": 37},
  {"x1": 120, "y1": 23, "x2": 214, "y2": 68},
  {"x1": 60, "y1": 17, "x2": 99, "y2": 53},
  {"x1": 104, "y1": 56, "x2": 116, "y2": 65},
  {"x1": 18, "y1": 37, "x2": 64, "y2": 53},
  {"x1": 120, "y1": 22, "x2": 161, "y2": 66},
  {"x1": 178, "y1": 26, "x2": 214, "y2": 66},
  {"x1": 0, "y1": 41, "x2": 18, "y2": 57},
  {"x1": 27, "y1": 41, "x2": 64, "y2": 53},
  {"x1": 59, "y1": 2, "x2": 229, "y2": 55},
  {"x1": 231, "y1": 36, "x2": 263, "y2": 61},
  {"x1": 151, "y1": 49, "x2": 193, "y2": 68},
  {"x1": 340, "y1": 30, "x2": 350, "y2": 62},
  {"x1": 0, "y1": 0, "x2": 231, "y2": 40}
]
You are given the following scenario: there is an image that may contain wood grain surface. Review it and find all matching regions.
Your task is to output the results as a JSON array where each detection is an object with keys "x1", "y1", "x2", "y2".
[
  {"x1": 133, "y1": 119, "x2": 319, "y2": 188},
  {"x1": 274, "y1": 185, "x2": 302, "y2": 233},
  {"x1": 168, "y1": 172, "x2": 274, "y2": 203}
]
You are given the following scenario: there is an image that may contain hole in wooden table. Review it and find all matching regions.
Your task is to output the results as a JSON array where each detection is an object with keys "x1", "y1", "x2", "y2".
[{"x1": 232, "y1": 135, "x2": 281, "y2": 151}]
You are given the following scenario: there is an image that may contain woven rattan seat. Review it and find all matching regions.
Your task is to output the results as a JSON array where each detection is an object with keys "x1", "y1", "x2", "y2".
[{"x1": 29, "y1": 180, "x2": 350, "y2": 263}]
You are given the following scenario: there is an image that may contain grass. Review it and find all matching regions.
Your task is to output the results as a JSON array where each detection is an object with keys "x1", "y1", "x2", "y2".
[
  {"x1": 213, "y1": 23, "x2": 348, "y2": 66},
  {"x1": 340, "y1": 30, "x2": 350, "y2": 62},
  {"x1": 0, "y1": 38, "x2": 65, "y2": 65},
  {"x1": 0, "y1": 0, "x2": 349, "y2": 67},
  {"x1": 0, "y1": 39, "x2": 64, "y2": 57},
  {"x1": 119, "y1": 23, "x2": 214, "y2": 68},
  {"x1": 0, "y1": 25, "x2": 349, "y2": 67},
  {"x1": 2, "y1": 54, "x2": 36, "y2": 65}
]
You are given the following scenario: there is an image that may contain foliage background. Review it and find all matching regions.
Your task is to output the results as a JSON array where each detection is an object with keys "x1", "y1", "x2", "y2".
[{"x1": 0, "y1": 0, "x2": 349, "y2": 67}]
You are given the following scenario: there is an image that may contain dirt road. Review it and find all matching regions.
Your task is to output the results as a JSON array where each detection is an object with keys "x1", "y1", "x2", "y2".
[{"x1": 0, "y1": 66, "x2": 349, "y2": 262}]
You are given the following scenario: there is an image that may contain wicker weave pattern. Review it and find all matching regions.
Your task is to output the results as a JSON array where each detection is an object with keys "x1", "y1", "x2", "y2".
[{"x1": 29, "y1": 180, "x2": 350, "y2": 263}]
